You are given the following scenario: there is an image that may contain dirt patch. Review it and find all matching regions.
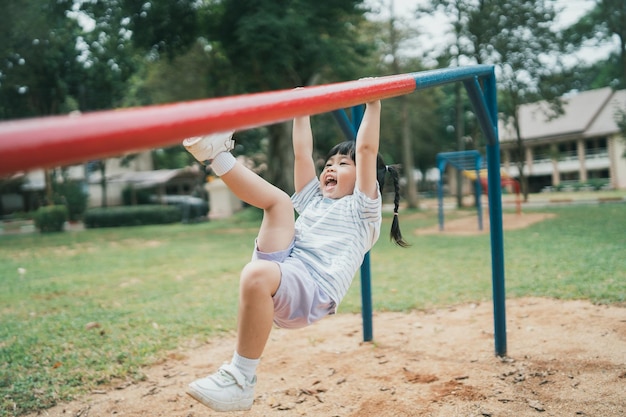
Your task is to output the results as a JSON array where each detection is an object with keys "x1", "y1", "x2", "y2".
[
  {"x1": 416, "y1": 212, "x2": 556, "y2": 236},
  {"x1": 30, "y1": 297, "x2": 625, "y2": 417}
]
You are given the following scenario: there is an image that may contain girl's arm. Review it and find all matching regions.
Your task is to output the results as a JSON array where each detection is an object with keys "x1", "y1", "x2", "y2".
[
  {"x1": 355, "y1": 100, "x2": 382, "y2": 199},
  {"x1": 293, "y1": 115, "x2": 317, "y2": 193}
]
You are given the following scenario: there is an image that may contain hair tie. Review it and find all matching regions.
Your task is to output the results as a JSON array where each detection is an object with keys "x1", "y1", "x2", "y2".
[{"x1": 385, "y1": 165, "x2": 390, "y2": 172}]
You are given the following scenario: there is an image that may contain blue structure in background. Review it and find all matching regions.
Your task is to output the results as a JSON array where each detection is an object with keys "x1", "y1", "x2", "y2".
[
  {"x1": 333, "y1": 65, "x2": 507, "y2": 357},
  {"x1": 436, "y1": 150, "x2": 485, "y2": 231}
]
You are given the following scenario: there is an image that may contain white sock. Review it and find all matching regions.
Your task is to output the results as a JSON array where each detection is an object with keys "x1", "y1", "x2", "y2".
[
  {"x1": 231, "y1": 351, "x2": 259, "y2": 381},
  {"x1": 211, "y1": 152, "x2": 236, "y2": 176}
]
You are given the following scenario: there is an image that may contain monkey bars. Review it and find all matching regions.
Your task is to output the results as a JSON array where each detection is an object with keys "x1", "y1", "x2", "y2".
[
  {"x1": 437, "y1": 150, "x2": 485, "y2": 231},
  {"x1": 0, "y1": 64, "x2": 507, "y2": 356}
]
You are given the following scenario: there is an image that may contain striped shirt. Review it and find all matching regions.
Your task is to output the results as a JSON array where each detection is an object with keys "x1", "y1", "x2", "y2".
[{"x1": 290, "y1": 178, "x2": 382, "y2": 307}]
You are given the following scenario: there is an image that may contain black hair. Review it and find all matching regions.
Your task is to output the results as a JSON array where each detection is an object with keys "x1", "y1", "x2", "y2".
[
  {"x1": 325, "y1": 141, "x2": 409, "y2": 248},
  {"x1": 324, "y1": 140, "x2": 356, "y2": 163}
]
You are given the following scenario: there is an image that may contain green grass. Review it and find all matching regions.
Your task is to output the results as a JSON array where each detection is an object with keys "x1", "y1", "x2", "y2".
[{"x1": 1, "y1": 202, "x2": 625, "y2": 416}]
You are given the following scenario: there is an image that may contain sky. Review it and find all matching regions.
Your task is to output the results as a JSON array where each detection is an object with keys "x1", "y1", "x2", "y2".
[{"x1": 365, "y1": 0, "x2": 617, "y2": 66}]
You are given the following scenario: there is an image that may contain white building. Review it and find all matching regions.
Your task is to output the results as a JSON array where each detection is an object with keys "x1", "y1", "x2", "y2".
[
  {"x1": 2, "y1": 151, "x2": 205, "y2": 215},
  {"x1": 498, "y1": 87, "x2": 626, "y2": 192}
]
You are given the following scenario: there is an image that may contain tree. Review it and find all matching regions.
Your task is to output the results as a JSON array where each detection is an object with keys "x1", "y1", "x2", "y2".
[
  {"x1": 70, "y1": 0, "x2": 145, "y2": 207},
  {"x1": 75, "y1": 0, "x2": 139, "y2": 112},
  {"x1": 122, "y1": 0, "x2": 200, "y2": 61},
  {"x1": 562, "y1": 0, "x2": 626, "y2": 90},
  {"x1": 206, "y1": 0, "x2": 372, "y2": 193},
  {"x1": 382, "y1": 1, "x2": 420, "y2": 208},
  {"x1": 425, "y1": 0, "x2": 567, "y2": 201},
  {"x1": 0, "y1": 0, "x2": 87, "y2": 207},
  {"x1": 425, "y1": 0, "x2": 474, "y2": 207},
  {"x1": 0, "y1": 0, "x2": 83, "y2": 120}
]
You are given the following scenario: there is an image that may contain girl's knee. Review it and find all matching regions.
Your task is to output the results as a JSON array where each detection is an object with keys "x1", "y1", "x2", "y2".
[
  {"x1": 268, "y1": 191, "x2": 293, "y2": 215},
  {"x1": 240, "y1": 261, "x2": 280, "y2": 296}
]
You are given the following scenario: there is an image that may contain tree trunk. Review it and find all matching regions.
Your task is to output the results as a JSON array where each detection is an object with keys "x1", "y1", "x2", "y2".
[
  {"x1": 99, "y1": 162, "x2": 108, "y2": 208},
  {"x1": 513, "y1": 130, "x2": 529, "y2": 202},
  {"x1": 400, "y1": 95, "x2": 418, "y2": 208},
  {"x1": 455, "y1": 82, "x2": 465, "y2": 208},
  {"x1": 388, "y1": 5, "x2": 417, "y2": 208},
  {"x1": 266, "y1": 123, "x2": 294, "y2": 195},
  {"x1": 44, "y1": 169, "x2": 53, "y2": 206}
]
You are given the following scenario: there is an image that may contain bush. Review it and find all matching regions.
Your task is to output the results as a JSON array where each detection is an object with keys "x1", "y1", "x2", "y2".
[
  {"x1": 33, "y1": 205, "x2": 68, "y2": 233},
  {"x1": 587, "y1": 179, "x2": 609, "y2": 191},
  {"x1": 84, "y1": 205, "x2": 182, "y2": 228},
  {"x1": 53, "y1": 181, "x2": 89, "y2": 221},
  {"x1": 122, "y1": 186, "x2": 154, "y2": 205}
]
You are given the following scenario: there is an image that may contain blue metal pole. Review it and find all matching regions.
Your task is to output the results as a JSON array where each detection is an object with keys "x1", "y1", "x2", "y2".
[
  {"x1": 350, "y1": 104, "x2": 373, "y2": 342},
  {"x1": 351, "y1": 105, "x2": 364, "y2": 128},
  {"x1": 332, "y1": 109, "x2": 357, "y2": 140},
  {"x1": 464, "y1": 74, "x2": 507, "y2": 357},
  {"x1": 410, "y1": 65, "x2": 495, "y2": 92},
  {"x1": 360, "y1": 252, "x2": 373, "y2": 341}
]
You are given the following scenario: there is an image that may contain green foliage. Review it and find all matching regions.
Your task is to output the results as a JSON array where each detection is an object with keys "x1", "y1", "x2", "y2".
[
  {"x1": 75, "y1": 0, "x2": 138, "y2": 111},
  {"x1": 52, "y1": 181, "x2": 88, "y2": 222},
  {"x1": 123, "y1": 42, "x2": 214, "y2": 107},
  {"x1": 33, "y1": 205, "x2": 68, "y2": 233},
  {"x1": 214, "y1": 0, "x2": 370, "y2": 91},
  {"x1": 561, "y1": 0, "x2": 626, "y2": 89},
  {"x1": 83, "y1": 205, "x2": 182, "y2": 228},
  {"x1": 121, "y1": 0, "x2": 199, "y2": 60},
  {"x1": 0, "y1": 0, "x2": 83, "y2": 120}
]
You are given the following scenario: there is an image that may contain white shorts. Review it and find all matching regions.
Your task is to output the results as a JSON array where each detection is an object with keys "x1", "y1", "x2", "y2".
[{"x1": 252, "y1": 239, "x2": 335, "y2": 329}]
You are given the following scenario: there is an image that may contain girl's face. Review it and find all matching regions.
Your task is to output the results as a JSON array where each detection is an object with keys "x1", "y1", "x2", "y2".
[{"x1": 319, "y1": 153, "x2": 356, "y2": 199}]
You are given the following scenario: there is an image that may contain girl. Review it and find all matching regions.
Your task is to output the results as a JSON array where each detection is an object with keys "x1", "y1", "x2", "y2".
[{"x1": 183, "y1": 100, "x2": 407, "y2": 412}]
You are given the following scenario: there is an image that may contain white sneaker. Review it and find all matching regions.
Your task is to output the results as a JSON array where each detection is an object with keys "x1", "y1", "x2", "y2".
[
  {"x1": 183, "y1": 131, "x2": 235, "y2": 163},
  {"x1": 187, "y1": 363, "x2": 256, "y2": 412}
]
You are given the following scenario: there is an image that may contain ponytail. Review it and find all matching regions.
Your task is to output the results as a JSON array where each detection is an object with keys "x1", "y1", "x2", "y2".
[{"x1": 377, "y1": 157, "x2": 410, "y2": 248}]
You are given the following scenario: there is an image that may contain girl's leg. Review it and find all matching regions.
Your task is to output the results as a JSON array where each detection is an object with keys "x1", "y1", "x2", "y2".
[
  {"x1": 185, "y1": 131, "x2": 294, "y2": 252},
  {"x1": 218, "y1": 161, "x2": 295, "y2": 252},
  {"x1": 185, "y1": 135, "x2": 291, "y2": 411},
  {"x1": 235, "y1": 260, "x2": 281, "y2": 359},
  {"x1": 217, "y1": 161, "x2": 292, "y2": 358}
]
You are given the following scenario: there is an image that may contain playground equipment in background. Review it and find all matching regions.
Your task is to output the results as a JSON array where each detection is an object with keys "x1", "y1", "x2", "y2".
[
  {"x1": 0, "y1": 65, "x2": 508, "y2": 357},
  {"x1": 437, "y1": 150, "x2": 521, "y2": 232},
  {"x1": 437, "y1": 150, "x2": 484, "y2": 231},
  {"x1": 463, "y1": 169, "x2": 521, "y2": 215}
]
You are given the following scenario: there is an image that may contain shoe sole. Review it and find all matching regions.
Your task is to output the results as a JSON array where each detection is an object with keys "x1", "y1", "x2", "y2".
[{"x1": 186, "y1": 386, "x2": 253, "y2": 412}]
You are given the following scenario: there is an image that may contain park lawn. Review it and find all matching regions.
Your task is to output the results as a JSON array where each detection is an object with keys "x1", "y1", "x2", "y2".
[{"x1": 1, "y1": 202, "x2": 625, "y2": 416}]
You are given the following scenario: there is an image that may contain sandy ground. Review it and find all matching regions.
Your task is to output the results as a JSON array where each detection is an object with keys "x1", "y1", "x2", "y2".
[
  {"x1": 30, "y1": 298, "x2": 625, "y2": 417},
  {"x1": 26, "y1": 213, "x2": 626, "y2": 417}
]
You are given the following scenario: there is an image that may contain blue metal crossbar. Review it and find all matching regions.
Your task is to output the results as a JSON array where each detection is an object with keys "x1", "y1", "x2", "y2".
[{"x1": 336, "y1": 65, "x2": 507, "y2": 357}]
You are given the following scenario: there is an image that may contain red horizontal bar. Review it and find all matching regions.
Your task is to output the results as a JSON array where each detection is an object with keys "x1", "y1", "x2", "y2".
[{"x1": 0, "y1": 74, "x2": 416, "y2": 177}]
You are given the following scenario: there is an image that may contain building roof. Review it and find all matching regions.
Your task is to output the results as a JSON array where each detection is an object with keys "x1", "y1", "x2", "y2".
[
  {"x1": 586, "y1": 89, "x2": 626, "y2": 138},
  {"x1": 499, "y1": 87, "x2": 621, "y2": 142}
]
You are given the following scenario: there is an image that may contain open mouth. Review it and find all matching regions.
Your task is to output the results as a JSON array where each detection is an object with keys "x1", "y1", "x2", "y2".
[{"x1": 324, "y1": 177, "x2": 337, "y2": 191}]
